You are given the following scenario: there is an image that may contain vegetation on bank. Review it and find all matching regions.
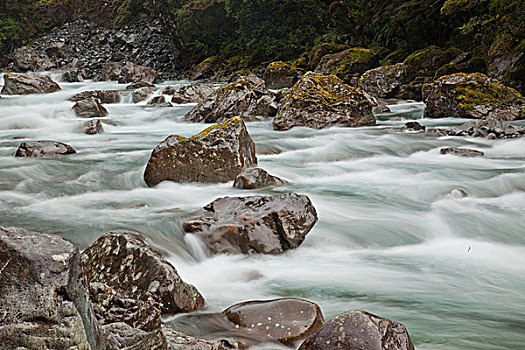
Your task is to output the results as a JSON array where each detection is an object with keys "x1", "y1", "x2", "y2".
[{"x1": 1, "y1": 0, "x2": 524, "y2": 74}]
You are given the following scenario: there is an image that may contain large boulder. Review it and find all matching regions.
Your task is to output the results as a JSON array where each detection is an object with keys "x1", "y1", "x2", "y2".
[
  {"x1": 73, "y1": 98, "x2": 109, "y2": 118},
  {"x1": 182, "y1": 194, "x2": 317, "y2": 255},
  {"x1": 423, "y1": 73, "x2": 525, "y2": 120},
  {"x1": 144, "y1": 117, "x2": 257, "y2": 186},
  {"x1": 69, "y1": 90, "x2": 121, "y2": 103},
  {"x1": 299, "y1": 310, "x2": 415, "y2": 350},
  {"x1": 171, "y1": 83, "x2": 215, "y2": 104},
  {"x1": 0, "y1": 226, "x2": 106, "y2": 350},
  {"x1": 307, "y1": 43, "x2": 349, "y2": 70},
  {"x1": 1, "y1": 73, "x2": 60, "y2": 95},
  {"x1": 222, "y1": 298, "x2": 324, "y2": 345},
  {"x1": 315, "y1": 48, "x2": 378, "y2": 84},
  {"x1": 184, "y1": 75, "x2": 277, "y2": 122},
  {"x1": 15, "y1": 140, "x2": 76, "y2": 158},
  {"x1": 233, "y1": 168, "x2": 287, "y2": 189},
  {"x1": 81, "y1": 231, "x2": 205, "y2": 315},
  {"x1": 273, "y1": 72, "x2": 375, "y2": 131},
  {"x1": 359, "y1": 63, "x2": 407, "y2": 98},
  {"x1": 264, "y1": 61, "x2": 297, "y2": 89}
]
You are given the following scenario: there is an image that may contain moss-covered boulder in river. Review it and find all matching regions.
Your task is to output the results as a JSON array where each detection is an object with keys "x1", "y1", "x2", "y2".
[
  {"x1": 423, "y1": 73, "x2": 525, "y2": 120},
  {"x1": 273, "y1": 72, "x2": 375, "y2": 131},
  {"x1": 264, "y1": 61, "x2": 297, "y2": 89},
  {"x1": 144, "y1": 117, "x2": 257, "y2": 186}
]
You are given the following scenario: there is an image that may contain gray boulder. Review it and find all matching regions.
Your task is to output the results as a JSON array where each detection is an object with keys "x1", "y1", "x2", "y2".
[
  {"x1": 171, "y1": 83, "x2": 214, "y2": 104},
  {"x1": 69, "y1": 90, "x2": 121, "y2": 104},
  {"x1": 263, "y1": 61, "x2": 297, "y2": 89},
  {"x1": 1, "y1": 73, "x2": 60, "y2": 95},
  {"x1": 299, "y1": 310, "x2": 415, "y2": 350},
  {"x1": 182, "y1": 194, "x2": 317, "y2": 255},
  {"x1": 73, "y1": 98, "x2": 109, "y2": 118},
  {"x1": 359, "y1": 64, "x2": 407, "y2": 98},
  {"x1": 15, "y1": 140, "x2": 76, "y2": 158},
  {"x1": 233, "y1": 168, "x2": 287, "y2": 189},
  {"x1": 144, "y1": 117, "x2": 257, "y2": 186},
  {"x1": 132, "y1": 86, "x2": 156, "y2": 103}
]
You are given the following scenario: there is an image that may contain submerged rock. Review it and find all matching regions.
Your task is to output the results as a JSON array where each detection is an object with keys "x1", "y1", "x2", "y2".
[
  {"x1": 81, "y1": 231, "x2": 205, "y2": 315},
  {"x1": 15, "y1": 140, "x2": 76, "y2": 157},
  {"x1": 273, "y1": 72, "x2": 375, "y2": 130},
  {"x1": 315, "y1": 48, "x2": 378, "y2": 84},
  {"x1": 184, "y1": 75, "x2": 276, "y2": 122},
  {"x1": 69, "y1": 90, "x2": 121, "y2": 103},
  {"x1": 440, "y1": 147, "x2": 484, "y2": 157},
  {"x1": 182, "y1": 194, "x2": 317, "y2": 255},
  {"x1": 171, "y1": 83, "x2": 214, "y2": 104},
  {"x1": 264, "y1": 61, "x2": 297, "y2": 89},
  {"x1": 299, "y1": 310, "x2": 415, "y2": 350},
  {"x1": 73, "y1": 97, "x2": 109, "y2": 118},
  {"x1": 233, "y1": 168, "x2": 287, "y2": 189},
  {"x1": 0, "y1": 226, "x2": 106, "y2": 350},
  {"x1": 1, "y1": 73, "x2": 60, "y2": 95},
  {"x1": 144, "y1": 117, "x2": 257, "y2": 186},
  {"x1": 423, "y1": 73, "x2": 525, "y2": 120},
  {"x1": 83, "y1": 119, "x2": 104, "y2": 135},
  {"x1": 223, "y1": 298, "x2": 324, "y2": 345}
]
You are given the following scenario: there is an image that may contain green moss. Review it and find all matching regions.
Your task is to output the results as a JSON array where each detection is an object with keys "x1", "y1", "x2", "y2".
[
  {"x1": 166, "y1": 117, "x2": 243, "y2": 144},
  {"x1": 266, "y1": 61, "x2": 297, "y2": 75},
  {"x1": 307, "y1": 43, "x2": 349, "y2": 69}
]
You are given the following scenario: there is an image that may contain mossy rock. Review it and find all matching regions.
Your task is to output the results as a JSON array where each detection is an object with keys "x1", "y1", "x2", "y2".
[
  {"x1": 403, "y1": 46, "x2": 460, "y2": 82},
  {"x1": 307, "y1": 43, "x2": 350, "y2": 70},
  {"x1": 273, "y1": 72, "x2": 375, "y2": 130},
  {"x1": 487, "y1": 34, "x2": 525, "y2": 94},
  {"x1": 264, "y1": 61, "x2": 298, "y2": 89},
  {"x1": 423, "y1": 72, "x2": 525, "y2": 120},
  {"x1": 315, "y1": 48, "x2": 379, "y2": 84},
  {"x1": 434, "y1": 52, "x2": 487, "y2": 80}
]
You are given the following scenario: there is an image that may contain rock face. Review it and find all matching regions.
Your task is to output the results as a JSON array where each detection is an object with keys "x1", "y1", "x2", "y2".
[
  {"x1": 423, "y1": 73, "x2": 525, "y2": 120},
  {"x1": 273, "y1": 72, "x2": 375, "y2": 130},
  {"x1": 299, "y1": 310, "x2": 415, "y2": 350},
  {"x1": 359, "y1": 63, "x2": 406, "y2": 98},
  {"x1": 69, "y1": 90, "x2": 121, "y2": 103},
  {"x1": 233, "y1": 168, "x2": 287, "y2": 189},
  {"x1": 223, "y1": 298, "x2": 324, "y2": 345},
  {"x1": 171, "y1": 83, "x2": 215, "y2": 104},
  {"x1": 315, "y1": 48, "x2": 378, "y2": 84},
  {"x1": 184, "y1": 75, "x2": 276, "y2": 122},
  {"x1": 15, "y1": 141, "x2": 76, "y2": 158},
  {"x1": 264, "y1": 61, "x2": 297, "y2": 89},
  {"x1": 83, "y1": 119, "x2": 104, "y2": 135},
  {"x1": 1, "y1": 73, "x2": 60, "y2": 95},
  {"x1": 0, "y1": 226, "x2": 105, "y2": 350},
  {"x1": 81, "y1": 231, "x2": 205, "y2": 315},
  {"x1": 182, "y1": 194, "x2": 317, "y2": 255},
  {"x1": 73, "y1": 98, "x2": 109, "y2": 118},
  {"x1": 440, "y1": 147, "x2": 484, "y2": 157},
  {"x1": 144, "y1": 117, "x2": 257, "y2": 186}
]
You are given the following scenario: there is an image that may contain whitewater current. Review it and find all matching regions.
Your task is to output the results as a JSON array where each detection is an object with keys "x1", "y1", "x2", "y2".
[{"x1": 1, "y1": 75, "x2": 524, "y2": 349}]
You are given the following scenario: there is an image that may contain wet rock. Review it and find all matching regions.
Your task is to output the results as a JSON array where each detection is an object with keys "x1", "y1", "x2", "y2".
[
  {"x1": 171, "y1": 83, "x2": 214, "y2": 104},
  {"x1": 132, "y1": 86, "x2": 157, "y2": 103},
  {"x1": 0, "y1": 226, "x2": 106, "y2": 350},
  {"x1": 182, "y1": 194, "x2": 317, "y2": 255},
  {"x1": 427, "y1": 118, "x2": 525, "y2": 139},
  {"x1": 118, "y1": 62, "x2": 160, "y2": 84},
  {"x1": 144, "y1": 117, "x2": 257, "y2": 186},
  {"x1": 423, "y1": 73, "x2": 525, "y2": 120},
  {"x1": 1, "y1": 73, "x2": 61, "y2": 95},
  {"x1": 81, "y1": 231, "x2": 205, "y2": 315},
  {"x1": 264, "y1": 61, "x2": 297, "y2": 89},
  {"x1": 185, "y1": 75, "x2": 276, "y2": 122},
  {"x1": 372, "y1": 104, "x2": 391, "y2": 114},
  {"x1": 73, "y1": 97, "x2": 109, "y2": 118},
  {"x1": 233, "y1": 168, "x2": 287, "y2": 189},
  {"x1": 127, "y1": 81, "x2": 155, "y2": 90},
  {"x1": 148, "y1": 95, "x2": 166, "y2": 105},
  {"x1": 223, "y1": 298, "x2": 324, "y2": 345},
  {"x1": 402, "y1": 121, "x2": 425, "y2": 131},
  {"x1": 103, "y1": 322, "x2": 167, "y2": 350},
  {"x1": 69, "y1": 90, "x2": 121, "y2": 103},
  {"x1": 15, "y1": 140, "x2": 76, "y2": 157},
  {"x1": 315, "y1": 48, "x2": 378, "y2": 84},
  {"x1": 299, "y1": 310, "x2": 415, "y2": 350},
  {"x1": 162, "y1": 86, "x2": 176, "y2": 95},
  {"x1": 440, "y1": 147, "x2": 484, "y2": 157},
  {"x1": 273, "y1": 72, "x2": 375, "y2": 131},
  {"x1": 83, "y1": 119, "x2": 104, "y2": 135},
  {"x1": 45, "y1": 42, "x2": 71, "y2": 59}
]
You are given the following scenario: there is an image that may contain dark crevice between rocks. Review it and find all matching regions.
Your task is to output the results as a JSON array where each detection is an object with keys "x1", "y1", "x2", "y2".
[{"x1": 272, "y1": 212, "x2": 291, "y2": 252}]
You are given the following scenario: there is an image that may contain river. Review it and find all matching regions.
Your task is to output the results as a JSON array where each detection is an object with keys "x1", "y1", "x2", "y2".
[{"x1": 1, "y1": 75, "x2": 524, "y2": 349}]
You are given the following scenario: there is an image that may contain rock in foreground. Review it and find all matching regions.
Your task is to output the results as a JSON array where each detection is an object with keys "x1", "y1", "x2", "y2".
[
  {"x1": 184, "y1": 75, "x2": 276, "y2": 122},
  {"x1": 299, "y1": 310, "x2": 415, "y2": 350},
  {"x1": 0, "y1": 226, "x2": 105, "y2": 350},
  {"x1": 81, "y1": 231, "x2": 205, "y2": 315},
  {"x1": 223, "y1": 298, "x2": 324, "y2": 345},
  {"x1": 233, "y1": 168, "x2": 287, "y2": 189},
  {"x1": 1, "y1": 73, "x2": 60, "y2": 95},
  {"x1": 144, "y1": 117, "x2": 257, "y2": 186},
  {"x1": 182, "y1": 194, "x2": 317, "y2": 255},
  {"x1": 15, "y1": 140, "x2": 76, "y2": 158},
  {"x1": 423, "y1": 73, "x2": 525, "y2": 120},
  {"x1": 273, "y1": 72, "x2": 375, "y2": 130}
]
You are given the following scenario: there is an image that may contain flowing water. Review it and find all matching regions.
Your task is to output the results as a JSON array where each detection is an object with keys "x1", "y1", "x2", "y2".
[{"x1": 1, "y1": 74, "x2": 525, "y2": 350}]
